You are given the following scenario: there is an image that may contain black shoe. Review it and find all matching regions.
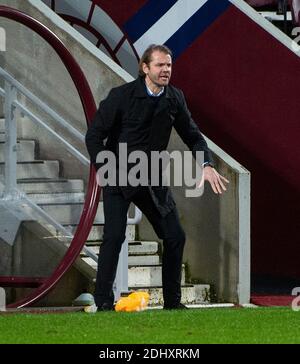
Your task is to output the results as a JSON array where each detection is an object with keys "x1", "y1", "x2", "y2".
[
  {"x1": 97, "y1": 302, "x2": 115, "y2": 311},
  {"x1": 163, "y1": 303, "x2": 188, "y2": 310}
]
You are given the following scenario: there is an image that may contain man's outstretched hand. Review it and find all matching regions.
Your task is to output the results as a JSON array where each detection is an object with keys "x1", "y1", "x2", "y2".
[{"x1": 198, "y1": 166, "x2": 229, "y2": 194}]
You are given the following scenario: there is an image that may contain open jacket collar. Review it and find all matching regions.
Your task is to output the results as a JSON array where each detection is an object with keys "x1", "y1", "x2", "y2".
[{"x1": 133, "y1": 76, "x2": 176, "y2": 99}]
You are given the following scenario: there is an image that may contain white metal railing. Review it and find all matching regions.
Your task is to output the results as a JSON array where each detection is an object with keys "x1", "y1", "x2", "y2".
[
  {"x1": 0, "y1": 66, "x2": 142, "y2": 299},
  {"x1": 0, "y1": 67, "x2": 89, "y2": 166}
]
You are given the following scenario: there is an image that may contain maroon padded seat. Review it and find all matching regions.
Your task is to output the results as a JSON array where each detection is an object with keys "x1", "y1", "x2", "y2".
[
  {"x1": 291, "y1": 0, "x2": 300, "y2": 24},
  {"x1": 246, "y1": 0, "x2": 294, "y2": 28},
  {"x1": 245, "y1": 0, "x2": 277, "y2": 6}
]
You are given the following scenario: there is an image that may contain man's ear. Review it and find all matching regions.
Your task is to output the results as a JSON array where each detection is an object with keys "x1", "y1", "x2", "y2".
[{"x1": 142, "y1": 62, "x2": 149, "y2": 75}]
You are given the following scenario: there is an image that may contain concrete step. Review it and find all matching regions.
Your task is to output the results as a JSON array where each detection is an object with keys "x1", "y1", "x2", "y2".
[
  {"x1": 39, "y1": 203, "x2": 139, "y2": 230},
  {"x1": 44, "y1": 223, "x2": 135, "y2": 246},
  {"x1": 39, "y1": 202, "x2": 104, "y2": 225},
  {"x1": 70, "y1": 224, "x2": 137, "y2": 242},
  {"x1": 128, "y1": 241, "x2": 159, "y2": 255},
  {"x1": 128, "y1": 255, "x2": 159, "y2": 266},
  {"x1": 29, "y1": 192, "x2": 85, "y2": 204},
  {"x1": 81, "y1": 244, "x2": 159, "y2": 266},
  {"x1": 83, "y1": 227, "x2": 158, "y2": 252},
  {"x1": 0, "y1": 140, "x2": 35, "y2": 162},
  {"x1": 128, "y1": 265, "x2": 185, "y2": 287},
  {"x1": 71, "y1": 225, "x2": 104, "y2": 242},
  {"x1": 81, "y1": 240, "x2": 160, "y2": 268},
  {"x1": 81, "y1": 249, "x2": 159, "y2": 266},
  {"x1": 0, "y1": 160, "x2": 60, "y2": 179},
  {"x1": 131, "y1": 284, "x2": 210, "y2": 306},
  {"x1": 0, "y1": 185, "x2": 85, "y2": 206},
  {"x1": 82, "y1": 242, "x2": 159, "y2": 257},
  {"x1": 83, "y1": 225, "x2": 136, "y2": 242},
  {"x1": 16, "y1": 178, "x2": 84, "y2": 194},
  {"x1": 0, "y1": 118, "x2": 4, "y2": 132},
  {"x1": 81, "y1": 258, "x2": 185, "y2": 287}
]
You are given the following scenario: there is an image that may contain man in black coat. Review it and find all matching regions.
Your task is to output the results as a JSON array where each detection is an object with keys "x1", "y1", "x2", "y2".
[{"x1": 85, "y1": 44, "x2": 229, "y2": 310}]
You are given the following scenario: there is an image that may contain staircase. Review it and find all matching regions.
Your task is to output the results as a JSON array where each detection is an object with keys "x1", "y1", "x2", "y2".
[
  {"x1": 80, "y1": 237, "x2": 210, "y2": 306},
  {"x1": 0, "y1": 117, "x2": 211, "y2": 307}
]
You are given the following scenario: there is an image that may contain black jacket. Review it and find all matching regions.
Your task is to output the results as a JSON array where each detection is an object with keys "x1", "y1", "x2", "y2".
[{"x1": 85, "y1": 76, "x2": 214, "y2": 216}]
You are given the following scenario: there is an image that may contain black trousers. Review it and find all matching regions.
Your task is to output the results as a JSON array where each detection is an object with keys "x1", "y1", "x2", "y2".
[{"x1": 95, "y1": 186, "x2": 186, "y2": 307}]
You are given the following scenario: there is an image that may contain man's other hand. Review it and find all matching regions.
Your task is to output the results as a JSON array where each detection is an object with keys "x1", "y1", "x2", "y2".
[{"x1": 198, "y1": 166, "x2": 229, "y2": 194}]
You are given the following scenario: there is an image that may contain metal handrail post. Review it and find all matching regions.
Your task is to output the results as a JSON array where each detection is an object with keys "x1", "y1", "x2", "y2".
[
  {"x1": 113, "y1": 206, "x2": 142, "y2": 299},
  {"x1": 114, "y1": 239, "x2": 129, "y2": 300},
  {"x1": 4, "y1": 81, "x2": 17, "y2": 195}
]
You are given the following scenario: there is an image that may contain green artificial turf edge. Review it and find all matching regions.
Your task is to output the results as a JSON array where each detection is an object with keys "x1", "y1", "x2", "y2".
[{"x1": 0, "y1": 307, "x2": 299, "y2": 344}]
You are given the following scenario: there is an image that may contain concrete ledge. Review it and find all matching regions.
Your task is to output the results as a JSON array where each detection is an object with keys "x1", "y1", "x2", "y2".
[
  {"x1": 139, "y1": 131, "x2": 251, "y2": 304},
  {"x1": 206, "y1": 136, "x2": 250, "y2": 304},
  {"x1": 27, "y1": 0, "x2": 133, "y2": 83},
  {"x1": 132, "y1": 284, "x2": 211, "y2": 306}
]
